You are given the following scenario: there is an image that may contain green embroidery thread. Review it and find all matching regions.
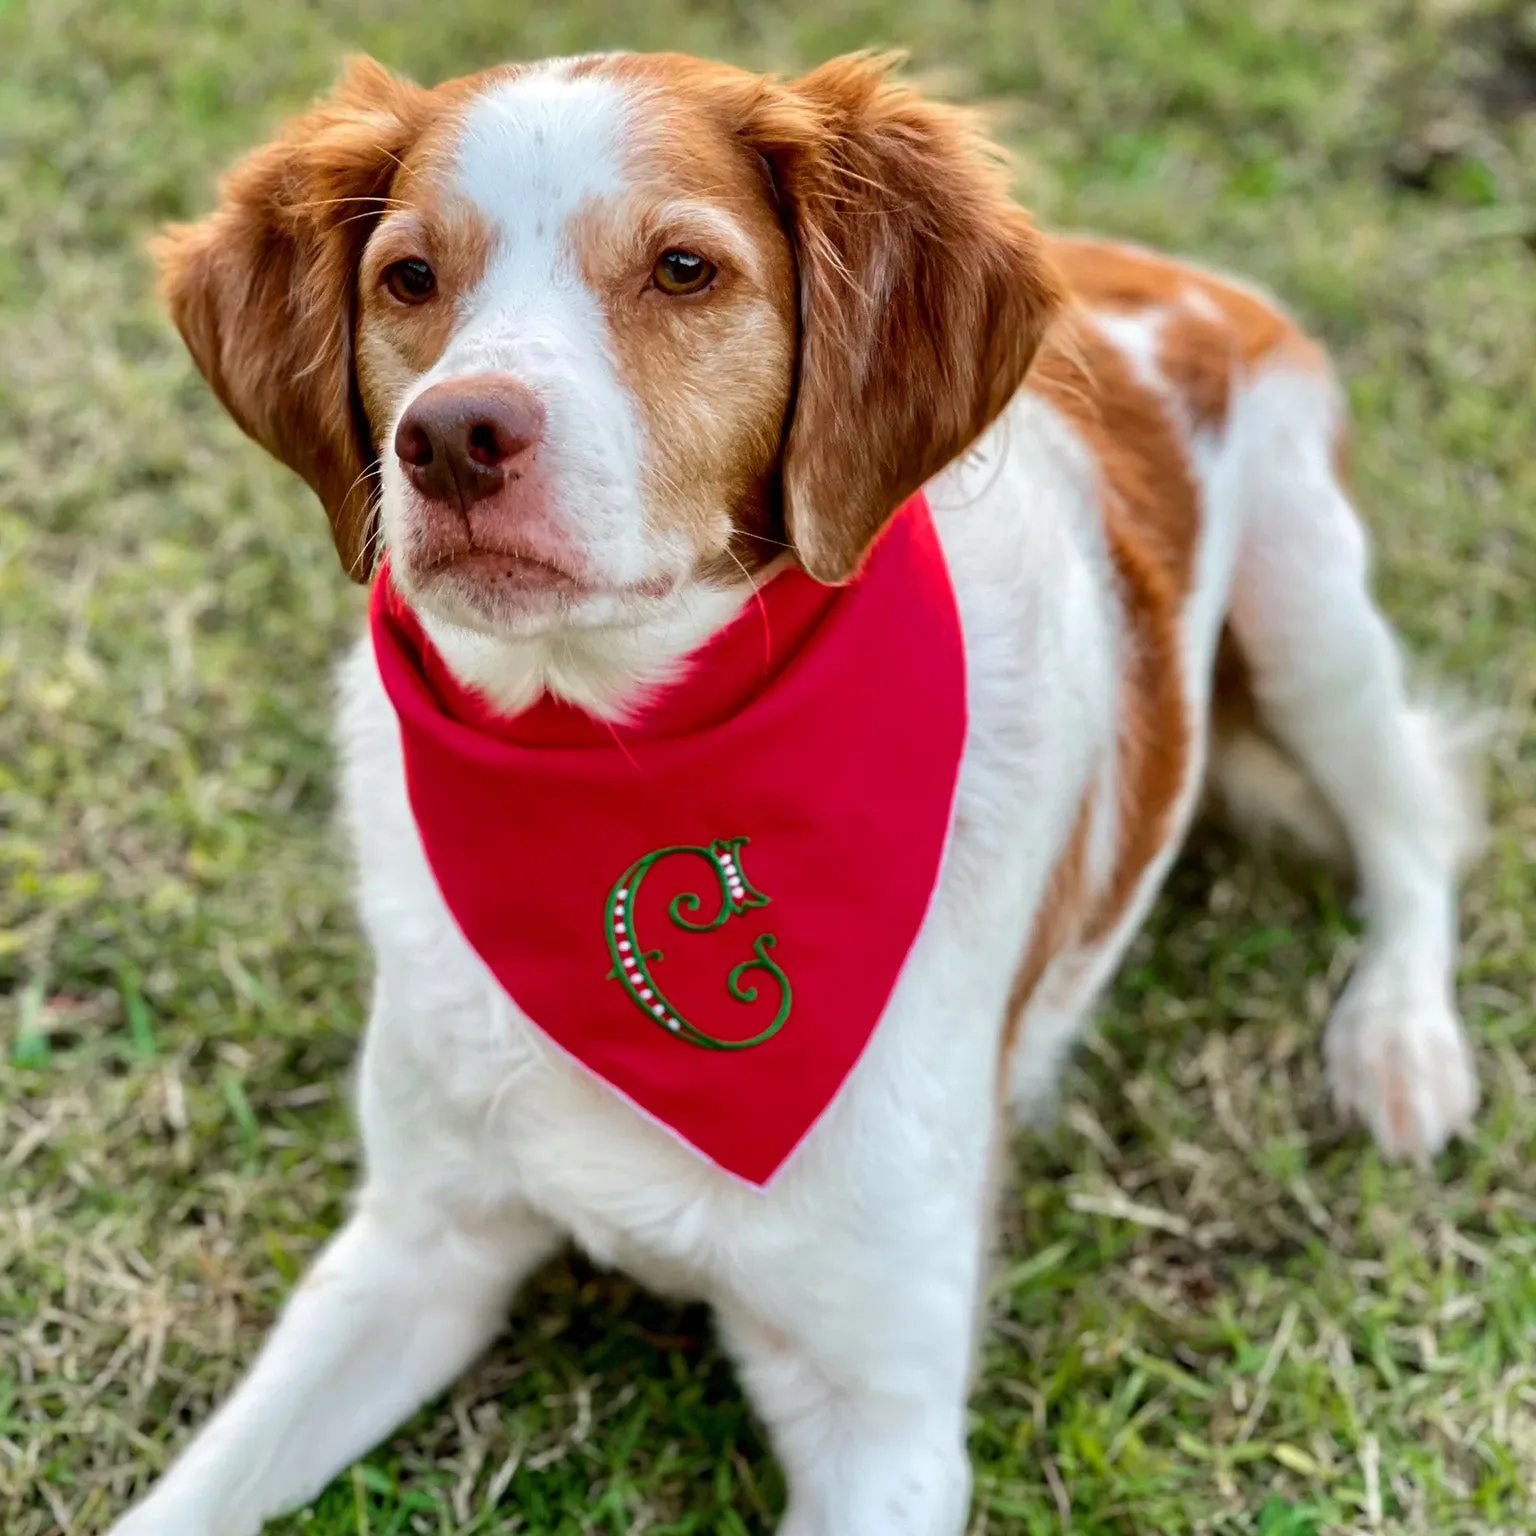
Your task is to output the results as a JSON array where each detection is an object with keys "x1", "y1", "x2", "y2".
[{"x1": 605, "y1": 839, "x2": 791, "y2": 1050}]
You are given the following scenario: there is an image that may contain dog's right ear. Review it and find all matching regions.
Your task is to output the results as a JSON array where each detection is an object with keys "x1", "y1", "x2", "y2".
[{"x1": 154, "y1": 57, "x2": 437, "y2": 580}]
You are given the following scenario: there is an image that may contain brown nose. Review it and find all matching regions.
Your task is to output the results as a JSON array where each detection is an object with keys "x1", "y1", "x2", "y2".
[{"x1": 394, "y1": 375, "x2": 545, "y2": 511}]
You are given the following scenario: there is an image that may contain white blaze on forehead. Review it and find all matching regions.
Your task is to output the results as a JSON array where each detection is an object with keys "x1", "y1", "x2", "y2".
[
  {"x1": 451, "y1": 63, "x2": 633, "y2": 264},
  {"x1": 432, "y1": 63, "x2": 669, "y2": 587}
]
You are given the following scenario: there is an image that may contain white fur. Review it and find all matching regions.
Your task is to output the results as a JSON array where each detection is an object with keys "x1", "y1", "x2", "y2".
[{"x1": 108, "y1": 88, "x2": 1482, "y2": 1536}]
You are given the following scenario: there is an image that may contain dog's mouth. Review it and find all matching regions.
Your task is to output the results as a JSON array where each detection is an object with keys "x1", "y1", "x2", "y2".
[
  {"x1": 404, "y1": 543, "x2": 678, "y2": 614},
  {"x1": 418, "y1": 547, "x2": 591, "y2": 596}
]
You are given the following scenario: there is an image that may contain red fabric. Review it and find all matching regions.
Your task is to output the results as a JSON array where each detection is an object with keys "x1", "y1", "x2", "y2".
[{"x1": 370, "y1": 494, "x2": 967, "y2": 1187}]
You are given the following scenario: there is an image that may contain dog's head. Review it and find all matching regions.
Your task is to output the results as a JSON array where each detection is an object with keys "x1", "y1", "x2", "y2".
[{"x1": 157, "y1": 51, "x2": 1061, "y2": 639}]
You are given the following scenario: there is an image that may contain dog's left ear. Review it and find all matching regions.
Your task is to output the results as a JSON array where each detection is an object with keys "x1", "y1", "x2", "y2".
[{"x1": 742, "y1": 54, "x2": 1064, "y2": 583}]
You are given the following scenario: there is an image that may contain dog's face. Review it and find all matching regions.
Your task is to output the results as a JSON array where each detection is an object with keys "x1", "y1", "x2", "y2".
[
  {"x1": 352, "y1": 59, "x2": 799, "y2": 636},
  {"x1": 157, "y1": 52, "x2": 1062, "y2": 638}
]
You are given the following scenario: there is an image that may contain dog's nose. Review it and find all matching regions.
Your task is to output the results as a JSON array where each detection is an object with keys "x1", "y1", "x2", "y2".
[{"x1": 394, "y1": 376, "x2": 546, "y2": 510}]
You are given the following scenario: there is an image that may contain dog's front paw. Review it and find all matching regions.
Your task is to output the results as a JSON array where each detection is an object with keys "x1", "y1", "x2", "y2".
[{"x1": 1324, "y1": 954, "x2": 1478, "y2": 1165}]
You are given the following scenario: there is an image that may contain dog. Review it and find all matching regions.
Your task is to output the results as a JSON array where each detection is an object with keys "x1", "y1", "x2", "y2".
[{"x1": 110, "y1": 49, "x2": 1482, "y2": 1536}]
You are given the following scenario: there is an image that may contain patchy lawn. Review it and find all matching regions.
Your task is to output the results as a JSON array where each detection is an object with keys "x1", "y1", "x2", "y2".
[{"x1": 1, "y1": 1, "x2": 1532, "y2": 1532}]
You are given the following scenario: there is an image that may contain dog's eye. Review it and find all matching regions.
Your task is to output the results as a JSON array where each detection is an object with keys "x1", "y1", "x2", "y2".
[
  {"x1": 652, "y1": 249, "x2": 716, "y2": 296},
  {"x1": 383, "y1": 258, "x2": 437, "y2": 305}
]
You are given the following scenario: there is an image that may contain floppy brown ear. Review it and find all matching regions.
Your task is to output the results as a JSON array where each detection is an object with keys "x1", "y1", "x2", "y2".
[
  {"x1": 153, "y1": 57, "x2": 436, "y2": 580},
  {"x1": 742, "y1": 54, "x2": 1064, "y2": 582}
]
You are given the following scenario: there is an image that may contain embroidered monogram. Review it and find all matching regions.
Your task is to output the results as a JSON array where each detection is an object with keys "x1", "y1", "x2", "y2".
[{"x1": 605, "y1": 839, "x2": 792, "y2": 1051}]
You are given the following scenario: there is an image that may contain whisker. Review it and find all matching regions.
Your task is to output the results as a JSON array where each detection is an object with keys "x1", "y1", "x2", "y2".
[
  {"x1": 739, "y1": 529, "x2": 793, "y2": 551},
  {"x1": 287, "y1": 194, "x2": 413, "y2": 214},
  {"x1": 337, "y1": 464, "x2": 386, "y2": 582},
  {"x1": 721, "y1": 543, "x2": 773, "y2": 678},
  {"x1": 328, "y1": 208, "x2": 410, "y2": 232}
]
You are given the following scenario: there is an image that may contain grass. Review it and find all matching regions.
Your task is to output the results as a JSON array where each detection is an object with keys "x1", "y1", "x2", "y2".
[{"x1": 1, "y1": 0, "x2": 1533, "y2": 1531}]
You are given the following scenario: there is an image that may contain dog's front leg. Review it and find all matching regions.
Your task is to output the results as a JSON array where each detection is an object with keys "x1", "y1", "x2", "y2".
[
  {"x1": 717, "y1": 1222, "x2": 982, "y2": 1536},
  {"x1": 105, "y1": 1189, "x2": 561, "y2": 1536}
]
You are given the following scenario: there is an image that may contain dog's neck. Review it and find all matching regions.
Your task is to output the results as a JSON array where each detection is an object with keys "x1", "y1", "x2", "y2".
[{"x1": 416, "y1": 579, "x2": 768, "y2": 723}]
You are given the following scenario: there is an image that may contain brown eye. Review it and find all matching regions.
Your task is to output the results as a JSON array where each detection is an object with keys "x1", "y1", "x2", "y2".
[
  {"x1": 383, "y1": 257, "x2": 437, "y2": 305},
  {"x1": 652, "y1": 249, "x2": 716, "y2": 296}
]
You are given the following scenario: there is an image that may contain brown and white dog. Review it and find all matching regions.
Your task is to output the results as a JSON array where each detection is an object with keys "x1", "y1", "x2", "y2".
[{"x1": 113, "y1": 50, "x2": 1481, "y2": 1536}]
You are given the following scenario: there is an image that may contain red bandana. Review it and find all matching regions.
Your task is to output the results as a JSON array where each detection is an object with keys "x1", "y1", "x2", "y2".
[{"x1": 370, "y1": 495, "x2": 967, "y2": 1187}]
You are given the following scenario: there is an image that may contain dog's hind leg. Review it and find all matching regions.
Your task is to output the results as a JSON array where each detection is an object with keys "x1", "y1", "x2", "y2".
[{"x1": 1220, "y1": 364, "x2": 1483, "y2": 1163}]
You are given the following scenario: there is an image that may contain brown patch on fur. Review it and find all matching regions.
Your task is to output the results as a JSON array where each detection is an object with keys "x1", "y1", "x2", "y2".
[
  {"x1": 1045, "y1": 235, "x2": 1334, "y2": 436},
  {"x1": 1048, "y1": 234, "x2": 1309, "y2": 364},
  {"x1": 1028, "y1": 315, "x2": 1202, "y2": 944},
  {"x1": 1003, "y1": 790, "x2": 1095, "y2": 1058},
  {"x1": 1003, "y1": 312, "x2": 1205, "y2": 1038},
  {"x1": 1004, "y1": 237, "x2": 1340, "y2": 1030},
  {"x1": 1046, "y1": 234, "x2": 1188, "y2": 313},
  {"x1": 154, "y1": 58, "x2": 482, "y2": 579},
  {"x1": 1002, "y1": 238, "x2": 1338, "y2": 1026},
  {"x1": 1158, "y1": 309, "x2": 1235, "y2": 431}
]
